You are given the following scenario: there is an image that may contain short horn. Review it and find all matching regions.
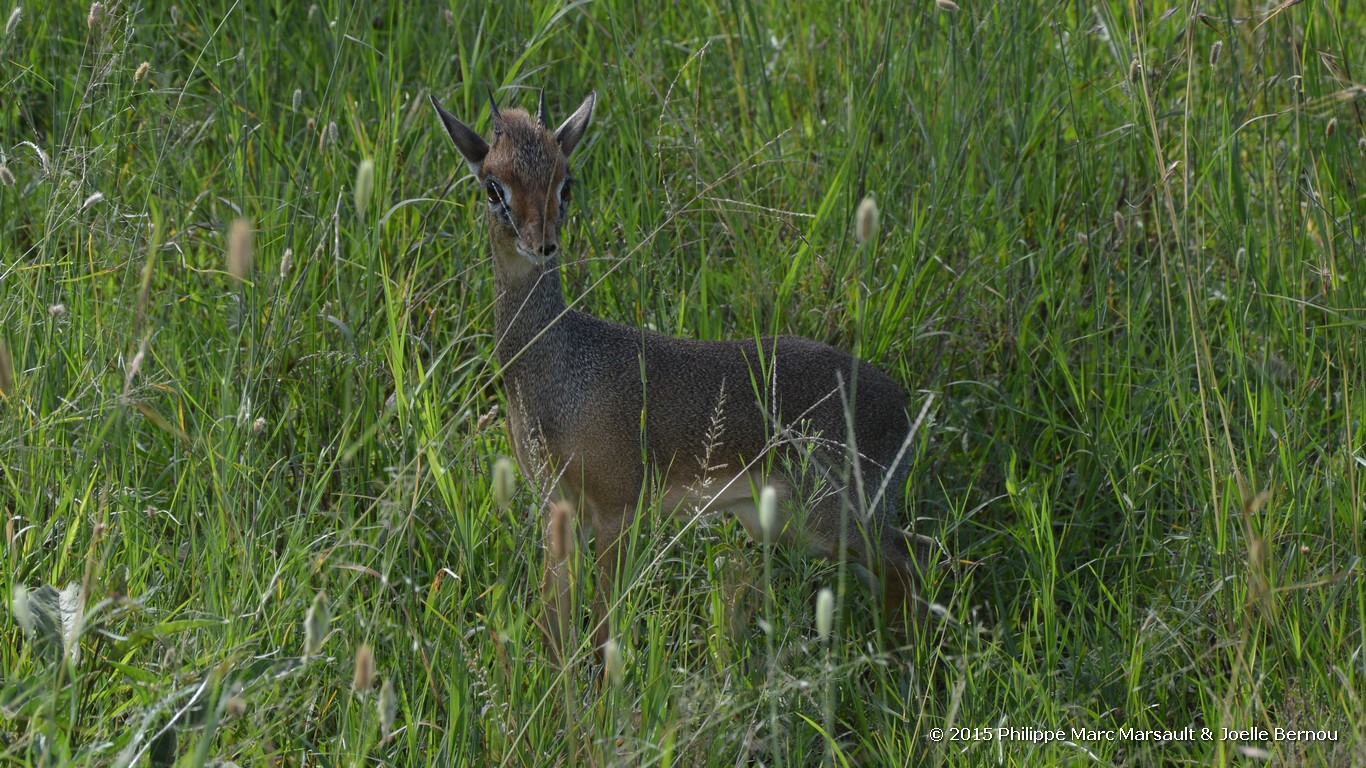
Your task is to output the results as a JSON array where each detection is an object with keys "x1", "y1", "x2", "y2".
[
  {"x1": 487, "y1": 87, "x2": 502, "y2": 131},
  {"x1": 537, "y1": 89, "x2": 549, "y2": 129}
]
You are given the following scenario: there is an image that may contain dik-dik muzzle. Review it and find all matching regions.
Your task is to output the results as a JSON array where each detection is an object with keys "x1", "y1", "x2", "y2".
[{"x1": 431, "y1": 89, "x2": 596, "y2": 266}]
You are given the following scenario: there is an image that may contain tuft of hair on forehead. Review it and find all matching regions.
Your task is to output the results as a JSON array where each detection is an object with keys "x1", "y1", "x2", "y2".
[
  {"x1": 486, "y1": 108, "x2": 566, "y2": 180},
  {"x1": 491, "y1": 109, "x2": 556, "y2": 148}
]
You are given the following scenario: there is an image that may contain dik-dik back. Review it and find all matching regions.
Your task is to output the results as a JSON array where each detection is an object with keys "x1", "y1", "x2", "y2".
[{"x1": 431, "y1": 88, "x2": 934, "y2": 657}]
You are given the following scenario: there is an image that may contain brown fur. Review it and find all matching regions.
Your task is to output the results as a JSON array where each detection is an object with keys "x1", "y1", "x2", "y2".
[{"x1": 431, "y1": 91, "x2": 936, "y2": 658}]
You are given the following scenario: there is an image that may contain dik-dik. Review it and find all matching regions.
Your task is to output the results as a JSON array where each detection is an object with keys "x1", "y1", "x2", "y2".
[{"x1": 431, "y1": 88, "x2": 935, "y2": 656}]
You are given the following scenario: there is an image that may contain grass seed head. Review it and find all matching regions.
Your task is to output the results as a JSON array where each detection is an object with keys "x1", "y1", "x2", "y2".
[
  {"x1": 352, "y1": 642, "x2": 375, "y2": 692},
  {"x1": 123, "y1": 336, "x2": 148, "y2": 394},
  {"x1": 81, "y1": 191, "x2": 103, "y2": 210},
  {"x1": 0, "y1": 339, "x2": 13, "y2": 397},
  {"x1": 759, "y1": 485, "x2": 778, "y2": 541},
  {"x1": 354, "y1": 158, "x2": 375, "y2": 219},
  {"x1": 279, "y1": 247, "x2": 292, "y2": 278},
  {"x1": 1128, "y1": 58, "x2": 1141, "y2": 83},
  {"x1": 10, "y1": 584, "x2": 32, "y2": 635},
  {"x1": 0, "y1": 163, "x2": 13, "y2": 187},
  {"x1": 603, "y1": 638, "x2": 624, "y2": 686},
  {"x1": 855, "y1": 195, "x2": 880, "y2": 246},
  {"x1": 292, "y1": 88, "x2": 302, "y2": 112},
  {"x1": 134, "y1": 61, "x2": 149, "y2": 82},
  {"x1": 1325, "y1": 117, "x2": 1336, "y2": 137},
  {"x1": 378, "y1": 678, "x2": 398, "y2": 739},
  {"x1": 5, "y1": 6, "x2": 19, "y2": 36},
  {"x1": 1209, "y1": 39, "x2": 1223, "y2": 67},
  {"x1": 86, "y1": 2, "x2": 102, "y2": 30},
  {"x1": 303, "y1": 590, "x2": 331, "y2": 658},
  {"x1": 252, "y1": 416, "x2": 266, "y2": 435},
  {"x1": 492, "y1": 456, "x2": 516, "y2": 509},
  {"x1": 228, "y1": 218, "x2": 252, "y2": 280},
  {"x1": 49, "y1": 304, "x2": 65, "y2": 316},
  {"x1": 815, "y1": 587, "x2": 834, "y2": 642},
  {"x1": 548, "y1": 499, "x2": 573, "y2": 560},
  {"x1": 935, "y1": 0, "x2": 959, "y2": 11},
  {"x1": 20, "y1": 141, "x2": 49, "y2": 177}
]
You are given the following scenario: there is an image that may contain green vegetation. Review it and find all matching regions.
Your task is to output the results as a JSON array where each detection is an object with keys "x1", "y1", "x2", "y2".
[{"x1": 2, "y1": 1, "x2": 1363, "y2": 765}]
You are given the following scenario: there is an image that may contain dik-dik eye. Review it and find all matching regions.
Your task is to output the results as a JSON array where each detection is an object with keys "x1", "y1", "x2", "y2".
[
  {"x1": 484, "y1": 180, "x2": 505, "y2": 206},
  {"x1": 558, "y1": 178, "x2": 572, "y2": 216}
]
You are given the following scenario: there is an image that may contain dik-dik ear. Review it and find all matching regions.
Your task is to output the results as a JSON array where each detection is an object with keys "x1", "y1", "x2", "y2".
[
  {"x1": 430, "y1": 95, "x2": 489, "y2": 172},
  {"x1": 554, "y1": 91, "x2": 596, "y2": 157}
]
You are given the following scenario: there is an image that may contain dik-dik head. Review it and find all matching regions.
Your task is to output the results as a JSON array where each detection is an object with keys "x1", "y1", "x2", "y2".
[{"x1": 431, "y1": 89, "x2": 595, "y2": 269}]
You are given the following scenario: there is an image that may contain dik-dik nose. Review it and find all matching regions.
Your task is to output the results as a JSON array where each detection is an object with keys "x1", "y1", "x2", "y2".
[{"x1": 540, "y1": 241, "x2": 558, "y2": 258}]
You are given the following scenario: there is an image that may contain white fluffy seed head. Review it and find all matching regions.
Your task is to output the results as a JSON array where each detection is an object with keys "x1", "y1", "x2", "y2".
[
  {"x1": 355, "y1": 158, "x2": 375, "y2": 219},
  {"x1": 603, "y1": 638, "x2": 624, "y2": 686},
  {"x1": 378, "y1": 678, "x2": 397, "y2": 739},
  {"x1": 135, "y1": 61, "x2": 150, "y2": 82},
  {"x1": 815, "y1": 587, "x2": 834, "y2": 641},
  {"x1": 492, "y1": 457, "x2": 516, "y2": 510},
  {"x1": 228, "y1": 218, "x2": 252, "y2": 280},
  {"x1": 5, "y1": 7, "x2": 20, "y2": 37},
  {"x1": 759, "y1": 486, "x2": 778, "y2": 541},
  {"x1": 292, "y1": 88, "x2": 302, "y2": 112},
  {"x1": 10, "y1": 585, "x2": 32, "y2": 635},
  {"x1": 1209, "y1": 40, "x2": 1223, "y2": 67},
  {"x1": 303, "y1": 590, "x2": 330, "y2": 658},
  {"x1": 855, "y1": 195, "x2": 880, "y2": 246},
  {"x1": 352, "y1": 642, "x2": 375, "y2": 692},
  {"x1": 0, "y1": 164, "x2": 14, "y2": 187},
  {"x1": 935, "y1": 0, "x2": 959, "y2": 11}
]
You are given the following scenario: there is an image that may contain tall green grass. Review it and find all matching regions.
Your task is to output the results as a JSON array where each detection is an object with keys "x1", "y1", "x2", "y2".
[{"x1": 2, "y1": 1, "x2": 1362, "y2": 765}]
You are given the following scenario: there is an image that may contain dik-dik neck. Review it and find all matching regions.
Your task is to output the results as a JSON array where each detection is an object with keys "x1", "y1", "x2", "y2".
[{"x1": 491, "y1": 240, "x2": 571, "y2": 379}]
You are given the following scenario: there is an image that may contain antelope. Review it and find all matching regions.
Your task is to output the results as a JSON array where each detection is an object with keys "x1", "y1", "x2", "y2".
[{"x1": 430, "y1": 88, "x2": 936, "y2": 657}]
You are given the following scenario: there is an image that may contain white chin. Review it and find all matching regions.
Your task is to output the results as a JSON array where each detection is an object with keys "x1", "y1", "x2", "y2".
[{"x1": 515, "y1": 247, "x2": 552, "y2": 264}]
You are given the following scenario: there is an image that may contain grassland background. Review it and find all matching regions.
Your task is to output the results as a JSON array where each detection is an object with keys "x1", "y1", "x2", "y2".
[{"x1": 2, "y1": 0, "x2": 1363, "y2": 765}]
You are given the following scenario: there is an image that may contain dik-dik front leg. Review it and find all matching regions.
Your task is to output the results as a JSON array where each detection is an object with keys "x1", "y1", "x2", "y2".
[
  {"x1": 586, "y1": 500, "x2": 635, "y2": 655},
  {"x1": 539, "y1": 496, "x2": 633, "y2": 661}
]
